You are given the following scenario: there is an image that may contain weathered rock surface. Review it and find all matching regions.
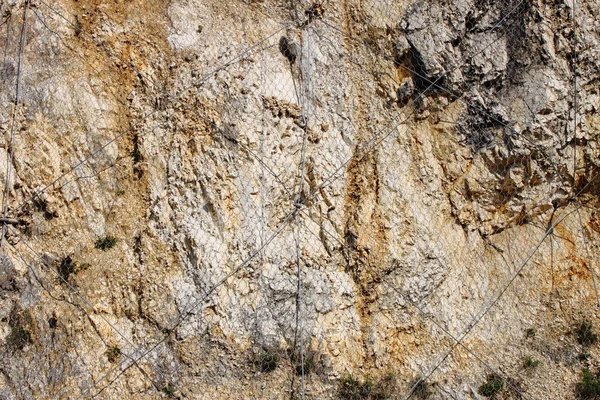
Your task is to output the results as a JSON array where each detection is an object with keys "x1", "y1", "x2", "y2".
[{"x1": 0, "y1": 0, "x2": 599, "y2": 399}]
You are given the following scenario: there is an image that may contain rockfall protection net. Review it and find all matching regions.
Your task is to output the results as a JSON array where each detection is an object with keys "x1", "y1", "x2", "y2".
[{"x1": 0, "y1": 0, "x2": 598, "y2": 399}]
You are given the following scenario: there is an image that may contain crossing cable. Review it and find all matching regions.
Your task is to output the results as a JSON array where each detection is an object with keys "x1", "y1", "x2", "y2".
[
  {"x1": 102, "y1": 6, "x2": 596, "y2": 400},
  {"x1": 300, "y1": 0, "x2": 528, "y2": 203},
  {"x1": 0, "y1": 14, "x2": 299, "y2": 390},
  {"x1": 37, "y1": 0, "x2": 167, "y2": 93},
  {"x1": 400, "y1": 205, "x2": 588, "y2": 399},
  {"x1": 23, "y1": 7, "x2": 304, "y2": 372},
  {"x1": 71, "y1": 2, "x2": 544, "y2": 394},
  {"x1": 400, "y1": 170, "x2": 600, "y2": 399},
  {"x1": 300, "y1": 188, "x2": 600, "y2": 398},
  {"x1": 11, "y1": 8, "x2": 304, "y2": 216},
  {"x1": 34, "y1": 0, "x2": 298, "y2": 247},
  {"x1": 5, "y1": 247, "x2": 161, "y2": 398},
  {"x1": 5, "y1": 224, "x2": 156, "y2": 380},
  {"x1": 294, "y1": 206, "x2": 529, "y2": 399},
  {"x1": 2, "y1": 0, "x2": 28, "y2": 248},
  {"x1": 1, "y1": 37, "x2": 293, "y2": 396},
  {"x1": 289, "y1": 143, "x2": 600, "y2": 399},
  {"x1": 34, "y1": 0, "x2": 293, "y2": 170},
  {"x1": 25, "y1": 126, "x2": 296, "y2": 397},
  {"x1": 74, "y1": 208, "x2": 299, "y2": 399},
  {"x1": 13, "y1": 7, "x2": 126, "y2": 197},
  {"x1": 4, "y1": 0, "x2": 580, "y2": 396},
  {"x1": 30, "y1": 0, "x2": 527, "y2": 224},
  {"x1": 399, "y1": 158, "x2": 600, "y2": 396},
  {"x1": 313, "y1": 20, "x2": 566, "y2": 189},
  {"x1": 315, "y1": 17, "x2": 564, "y2": 181},
  {"x1": 32, "y1": 7, "x2": 133, "y2": 112},
  {"x1": 22, "y1": 0, "x2": 525, "y2": 233}
]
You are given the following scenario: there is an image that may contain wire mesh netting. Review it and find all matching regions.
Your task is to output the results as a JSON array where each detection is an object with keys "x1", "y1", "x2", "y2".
[{"x1": 1, "y1": 0, "x2": 599, "y2": 399}]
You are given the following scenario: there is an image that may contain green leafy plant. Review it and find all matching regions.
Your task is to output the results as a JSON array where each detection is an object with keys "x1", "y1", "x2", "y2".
[
  {"x1": 6, "y1": 325, "x2": 31, "y2": 350},
  {"x1": 162, "y1": 385, "x2": 175, "y2": 397},
  {"x1": 116, "y1": 189, "x2": 125, "y2": 196},
  {"x1": 525, "y1": 327, "x2": 536, "y2": 338},
  {"x1": 58, "y1": 256, "x2": 77, "y2": 281},
  {"x1": 106, "y1": 346, "x2": 121, "y2": 363},
  {"x1": 95, "y1": 235, "x2": 117, "y2": 250},
  {"x1": 375, "y1": 372, "x2": 397, "y2": 399},
  {"x1": 410, "y1": 377, "x2": 432, "y2": 399},
  {"x1": 294, "y1": 355, "x2": 314, "y2": 376},
  {"x1": 338, "y1": 373, "x2": 396, "y2": 400},
  {"x1": 576, "y1": 368, "x2": 600, "y2": 399},
  {"x1": 478, "y1": 374, "x2": 505, "y2": 398},
  {"x1": 338, "y1": 375, "x2": 373, "y2": 400},
  {"x1": 576, "y1": 320, "x2": 598, "y2": 346},
  {"x1": 291, "y1": 348, "x2": 320, "y2": 377},
  {"x1": 255, "y1": 347, "x2": 280, "y2": 373},
  {"x1": 579, "y1": 353, "x2": 591, "y2": 362},
  {"x1": 523, "y1": 356, "x2": 540, "y2": 370}
]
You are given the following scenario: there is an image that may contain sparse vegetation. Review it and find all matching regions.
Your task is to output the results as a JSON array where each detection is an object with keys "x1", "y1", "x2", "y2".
[
  {"x1": 409, "y1": 377, "x2": 432, "y2": 399},
  {"x1": 106, "y1": 346, "x2": 121, "y2": 363},
  {"x1": 338, "y1": 373, "x2": 396, "y2": 400},
  {"x1": 116, "y1": 189, "x2": 125, "y2": 196},
  {"x1": 338, "y1": 375, "x2": 373, "y2": 399},
  {"x1": 576, "y1": 368, "x2": 600, "y2": 399},
  {"x1": 255, "y1": 347, "x2": 280, "y2": 373},
  {"x1": 523, "y1": 356, "x2": 540, "y2": 370},
  {"x1": 294, "y1": 354, "x2": 314, "y2": 376},
  {"x1": 162, "y1": 385, "x2": 175, "y2": 397},
  {"x1": 376, "y1": 372, "x2": 397, "y2": 399},
  {"x1": 58, "y1": 256, "x2": 77, "y2": 281},
  {"x1": 575, "y1": 320, "x2": 598, "y2": 346},
  {"x1": 525, "y1": 327, "x2": 536, "y2": 338},
  {"x1": 290, "y1": 348, "x2": 321, "y2": 377},
  {"x1": 580, "y1": 353, "x2": 591, "y2": 362},
  {"x1": 95, "y1": 235, "x2": 117, "y2": 250},
  {"x1": 6, "y1": 325, "x2": 31, "y2": 350},
  {"x1": 478, "y1": 374, "x2": 505, "y2": 398}
]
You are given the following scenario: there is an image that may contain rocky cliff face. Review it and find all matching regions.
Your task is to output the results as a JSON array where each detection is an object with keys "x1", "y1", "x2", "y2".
[{"x1": 1, "y1": 0, "x2": 599, "y2": 399}]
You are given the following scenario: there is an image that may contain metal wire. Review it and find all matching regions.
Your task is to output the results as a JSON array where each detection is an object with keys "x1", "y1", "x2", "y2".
[{"x1": 2, "y1": 0, "x2": 597, "y2": 398}]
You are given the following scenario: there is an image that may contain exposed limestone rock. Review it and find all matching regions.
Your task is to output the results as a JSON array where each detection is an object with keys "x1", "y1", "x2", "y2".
[{"x1": 0, "y1": 0, "x2": 599, "y2": 399}]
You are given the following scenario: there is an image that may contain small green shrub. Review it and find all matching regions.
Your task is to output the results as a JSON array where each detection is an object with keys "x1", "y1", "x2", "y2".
[
  {"x1": 58, "y1": 256, "x2": 76, "y2": 281},
  {"x1": 576, "y1": 320, "x2": 598, "y2": 346},
  {"x1": 6, "y1": 325, "x2": 31, "y2": 350},
  {"x1": 255, "y1": 347, "x2": 279, "y2": 373},
  {"x1": 116, "y1": 189, "x2": 125, "y2": 196},
  {"x1": 338, "y1": 375, "x2": 373, "y2": 400},
  {"x1": 410, "y1": 377, "x2": 432, "y2": 399},
  {"x1": 375, "y1": 372, "x2": 397, "y2": 399},
  {"x1": 525, "y1": 327, "x2": 536, "y2": 338},
  {"x1": 162, "y1": 385, "x2": 175, "y2": 397},
  {"x1": 95, "y1": 235, "x2": 117, "y2": 250},
  {"x1": 294, "y1": 355, "x2": 314, "y2": 376},
  {"x1": 579, "y1": 353, "x2": 591, "y2": 362},
  {"x1": 576, "y1": 368, "x2": 600, "y2": 399},
  {"x1": 523, "y1": 356, "x2": 540, "y2": 370},
  {"x1": 338, "y1": 373, "x2": 396, "y2": 400},
  {"x1": 106, "y1": 346, "x2": 121, "y2": 363},
  {"x1": 478, "y1": 374, "x2": 505, "y2": 398}
]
